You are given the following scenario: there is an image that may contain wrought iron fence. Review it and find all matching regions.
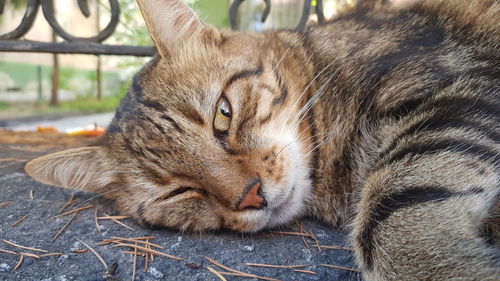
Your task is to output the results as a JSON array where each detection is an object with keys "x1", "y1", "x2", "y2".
[
  {"x1": 0, "y1": 0, "x2": 155, "y2": 56},
  {"x1": 0, "y1": 0, "x2": 361, "y2": 57}
]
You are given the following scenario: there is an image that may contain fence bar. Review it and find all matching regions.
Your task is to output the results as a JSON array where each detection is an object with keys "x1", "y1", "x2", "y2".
[{"x1": 0, "y1": 41, "x2": 156, "y2": 56}]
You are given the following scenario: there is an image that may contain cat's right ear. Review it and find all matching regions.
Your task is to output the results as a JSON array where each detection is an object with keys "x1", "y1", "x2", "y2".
[
  {"x1": 24, "y1": 147, "x2": 117, "y2": 193},
  {"x1": 136, "y1": 0, "x2": 221, "y2": 58}
]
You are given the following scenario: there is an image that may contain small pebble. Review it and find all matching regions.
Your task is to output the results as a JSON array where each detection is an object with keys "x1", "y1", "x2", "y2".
[
  {"x1": 0, "y1": 263, "x2": 11, "y2": 272},
  {"x1": 58, "y1": 254, "x2": 69, "y2": 262},
  {"x1": 242, "y1": 245, "x2": 255, "y2": 252},
  {"x1": 70, "y1": 241, "x2": 81, "y2": 251},
  {"x1": 147, "y1": 267, "x2": 164, "y2": 279}
]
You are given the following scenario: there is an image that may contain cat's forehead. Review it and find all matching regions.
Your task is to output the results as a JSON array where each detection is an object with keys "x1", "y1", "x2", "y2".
[{"x1": 138, "y1": 38, "x2": 274, "y2": 109}]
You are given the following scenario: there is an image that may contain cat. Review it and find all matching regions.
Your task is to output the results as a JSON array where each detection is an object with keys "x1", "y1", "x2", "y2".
[{"x1": 25, "y1": 0, "x2": 499, "y2": 280}]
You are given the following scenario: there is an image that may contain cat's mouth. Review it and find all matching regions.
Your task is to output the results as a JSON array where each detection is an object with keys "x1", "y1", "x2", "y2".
[{"x1": 230, "y1": 183, "x2": 306, "y2": 232}]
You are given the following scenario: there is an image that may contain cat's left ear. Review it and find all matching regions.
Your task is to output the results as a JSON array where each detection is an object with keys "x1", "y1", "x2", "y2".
[
  {"x1": 136, "y1": 0, "x2": 221, "y2": 58},
  {"x1": 25, "y1": 147, "x2": 117, "y2": 193}
]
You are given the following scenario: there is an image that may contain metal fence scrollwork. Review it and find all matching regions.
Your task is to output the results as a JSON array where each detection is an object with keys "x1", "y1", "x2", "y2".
[
  {"x1": 0, "y1": 0, "x2": 155, "y2": 56},
  {"x1": 40, "y1": 0, "x2": 119, "y2": 42},
  {"x1": 229, "y1": 0, "x2": 326, "y2": 30},
  {"x1": 0, "y1": 0, "x2": 351, "y2": 57}
]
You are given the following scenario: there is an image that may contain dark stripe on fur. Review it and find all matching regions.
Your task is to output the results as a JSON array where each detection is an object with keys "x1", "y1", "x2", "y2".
[
  {"x1": 132, "y1": 73, "x2": 167, "y2": 114},
  {"x1": 131, "y1": 74, "x2": 142, "y2": 99},
  {"x1": 160, "y1": 114, "x2": 183, "y2": 133},
  {"x1": 382, "y1": 96, "x2": 428, "y2": 119},
  {"x1": 427, "y1": 97, "x2": 500, "y2": 121},
  {"x1": 360, "y1": 186, "x2": 484, "y2": 268},
  {"x1": 144, "y1": 116, "x2": 168, "y2": 135},
  {"x1": 124, "y1": 139, "x2": 145, "y2": 158},
  {"x1": 178, "y1": 105, "x2": 205, "y2": 126},
  {"x1": 137, "y1": 202, "x2": 146, "y2": 222},
  {"x1": 154, "y1": 186, "x2": 206, "y2": 203},
  {"x1": 380, "y1": 115, "x2": 500, "y2": 159},
  {"x1": 272, "y1": 71, "x2": 289, "y2": 105},
  {"x1": 273, "y1": 86, "x2": 288, "y2": 106},
  {"x1": 382, "y1": 138, "x2": 499, "y2": 168},
  {"x1": 226, "y1": 64, "x2": 264, "y2": 87},
  {"x1": 141, "y1": 99, "x2": 166, "y2": 112}
]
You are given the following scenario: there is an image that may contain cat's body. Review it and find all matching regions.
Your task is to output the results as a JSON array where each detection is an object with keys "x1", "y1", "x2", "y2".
[{"x1": 26, "y1": 0, "x2": 499, "y2": 280}]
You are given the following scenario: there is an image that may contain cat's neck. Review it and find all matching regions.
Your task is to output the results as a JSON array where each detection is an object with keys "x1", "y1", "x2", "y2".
[{"x1": 292, "y1": 22, "x2": 385, "y2": 226}]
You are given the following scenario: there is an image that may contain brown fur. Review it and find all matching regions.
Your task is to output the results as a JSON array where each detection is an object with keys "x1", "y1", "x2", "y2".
[{"x1": 25, "y1": 0, "x2": 499, "y2": 280}]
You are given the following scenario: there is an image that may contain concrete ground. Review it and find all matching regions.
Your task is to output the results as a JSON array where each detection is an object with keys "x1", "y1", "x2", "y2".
[
  {"x1": 0, "y1": 129, "x2": 362, "y2": 281},
  {"x1": 2, "y1": 112, "x2": 115, "y2": 132}
]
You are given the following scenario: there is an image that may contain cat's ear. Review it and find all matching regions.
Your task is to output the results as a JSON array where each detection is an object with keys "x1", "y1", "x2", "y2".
[
  {"x1": 136, "y1": 0, "x2": 221, "y2": 58},
  {"x1": 25, "y1": 147, "x2": 116, "y2": 193}
]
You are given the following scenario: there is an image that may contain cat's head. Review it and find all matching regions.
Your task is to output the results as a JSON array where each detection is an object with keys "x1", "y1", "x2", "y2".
[{"x1": 25, "y1": 0, "x2": 316, "y2": 232}]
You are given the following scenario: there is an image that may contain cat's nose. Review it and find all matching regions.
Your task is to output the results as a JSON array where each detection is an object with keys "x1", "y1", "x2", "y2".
[{"x1": 237, "y1": 180, "x2": 267, "y2": 210}]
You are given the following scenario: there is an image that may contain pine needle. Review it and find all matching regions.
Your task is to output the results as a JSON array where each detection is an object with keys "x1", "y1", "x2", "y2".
[
  {"x1": 206, "y1": 267, "x2": 228, "y2": 281},
  {"x1": 48, "y1": 204, "x2": 93, "y2": 220},
  {"x1": 101, "y1": 237, "x2": 163, "y2": 249},
  {"x1": 309, "y1": 231, "x2": 322, "y2": 252},
  {"x1": 132, "y1": 242, "x2": 137, "y2": 281},
  {"x1": 218, "y1": 272, "x2": 281, "y2": 281},
  {"x1": 293, "y1": 269, "x2": 316, "y2": 274},
  {"x1": 148, "y1": 242, "x2": 154, "y2": 262},
  {"x1": 94, "y1": 207, "x2": 101, "y2": 234},
  {"x1": 0, "y1": 201, "x2": 12, "y2": 208},
  {"x1": 103, "y1": 213, "x2": 135, "y2": 231},
  {"x1": 11, "y1": 214, "x2": 29, "y2": 227},
  {"x1": 205, "y1": 256, "x2": 245, "y2": 274},
  {"x1": 205, "y1": 257, "x2": 280, "y2": 281},
  {"x1": 19, "y1": 252, "x2": 40, "y2": 259},
  {"x1": 58, "y1": 195, "x2": 75, "y2": 213},
  {"x1": 97, "y1": 215, "x2": 130, "y2": 220},
  {"x1": 52, "y1": 213, "x2": 78, "y2": 241},
  {"x1": 298, "y1": 222, "x2": 309, "y2": 248},
  {"x1": 76, "y1": 238, "x2": 107, "y2": 269},
  {"x1": 115, "y1": 236, "x2": 156, "y2": 240},
  {"x1": 320, "y1": 264, "x2": 361, "y2": 272},
  {"x1": 13, "y1": 254, "x2": 24, "y2": 270},
  {"x1": 270, "y1": 231, "x2": 313, "y2": 237},
  {"x1": 2, "y1": 239, "x2": 47, "y2": 253},
  {"x1": 144, "y1": 241, "x2": 149, "y2": 272},
  {"x1": 74, "y1": 249, "x2": 88, "y2": 253},
  {"x1": 0, "y1": 248, "x2": 18, "y2": 255},
  {"x1": 121, "y1": 251, "x2": 146, "y2": 257},
  {"x1": 245, "y1": 263, "x2": 308, "y2": 269},
  {"x1": 111, "y1": 243, "x2": 182, "y2": 260},
  {"x1": 40, "y1": 253, "x2": 64, "y2": 257},
  {"x1": 319, "y1": 244, "x2": 353, "y2": 251}
]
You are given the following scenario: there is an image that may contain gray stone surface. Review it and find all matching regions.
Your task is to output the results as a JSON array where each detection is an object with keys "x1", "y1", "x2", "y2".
[
  {"x1": 0, "y1": 148, "x2": 361, "y2": 281},
  {"x1": 3, "y1": 112, "x2": 115, "y2": 132}
]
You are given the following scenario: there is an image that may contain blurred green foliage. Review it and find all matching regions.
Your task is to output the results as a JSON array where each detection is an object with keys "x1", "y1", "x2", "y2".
[{"x1": 0, "y1": 101, "x2": 8, "y2": 110}]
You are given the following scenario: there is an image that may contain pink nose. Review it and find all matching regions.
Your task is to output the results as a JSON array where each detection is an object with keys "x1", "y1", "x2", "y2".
[{"x1": 237, "y1": 181, "x2": 266, "y2": 210}]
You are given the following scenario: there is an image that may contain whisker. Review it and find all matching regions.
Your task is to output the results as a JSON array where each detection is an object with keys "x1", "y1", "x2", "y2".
[
  {"x1": 271, "y1": 46, "x2": 291, "y2": 74},
  {"x1": 71, "y1": 188, "x2": 121, "y2": 209},
  {"x1": 274, "y1": 60, "x2": 335, "y2": 140}
]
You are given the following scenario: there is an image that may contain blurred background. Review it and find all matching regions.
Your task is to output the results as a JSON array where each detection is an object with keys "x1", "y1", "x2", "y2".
[{"x1": 0, "y1": 0, "x2": 399, "y2": 132}]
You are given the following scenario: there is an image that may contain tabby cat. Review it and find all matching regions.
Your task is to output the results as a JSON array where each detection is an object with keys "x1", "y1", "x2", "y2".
[{"x1": 25, "y1": 0, "x2": 499, "y2": 280}]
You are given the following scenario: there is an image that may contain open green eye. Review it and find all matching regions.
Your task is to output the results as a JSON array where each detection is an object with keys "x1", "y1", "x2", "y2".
[{"x1": 214, "y1": 96, "x2": 232, "y2": 132}]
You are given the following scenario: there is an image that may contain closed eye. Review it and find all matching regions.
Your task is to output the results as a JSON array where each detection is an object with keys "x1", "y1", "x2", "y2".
[{"x1": 154, "y1": 186, "x2": 207, "y2": 202}]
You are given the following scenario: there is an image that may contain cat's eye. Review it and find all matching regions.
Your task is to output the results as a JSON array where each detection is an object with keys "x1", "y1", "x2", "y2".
[{"x1": 213, "y1": 96, "x2": 232, "y2": 132}]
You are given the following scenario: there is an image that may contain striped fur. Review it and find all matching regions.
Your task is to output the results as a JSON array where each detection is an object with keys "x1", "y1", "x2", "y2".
[{"x1": 26, "y1": 0, "x2": 499, "y2": 280}]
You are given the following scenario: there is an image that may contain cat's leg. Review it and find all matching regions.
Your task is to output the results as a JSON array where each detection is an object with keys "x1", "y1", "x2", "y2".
[{"x1": 351, "y1": 154, "x2": 500, "y2": 280}]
